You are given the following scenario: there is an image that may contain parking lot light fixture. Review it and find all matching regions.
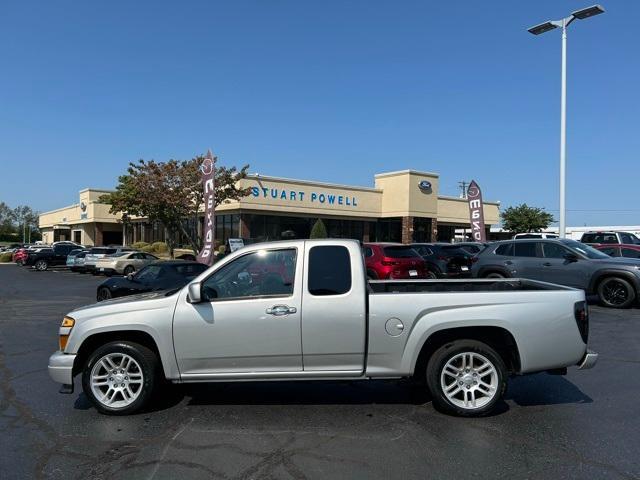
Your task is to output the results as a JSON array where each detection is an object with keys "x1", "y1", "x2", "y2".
[{"x1": 527, "y1": 5, "x2": 605, "y2": 238}]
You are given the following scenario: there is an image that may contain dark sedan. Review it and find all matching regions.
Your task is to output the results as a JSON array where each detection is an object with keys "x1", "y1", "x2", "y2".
[
  {"x1": 96, "y1": 261, "x2": 208, "y2": 301},
  {"x1": 410, "y1": 243, "x2": 474, "y2": 278}
]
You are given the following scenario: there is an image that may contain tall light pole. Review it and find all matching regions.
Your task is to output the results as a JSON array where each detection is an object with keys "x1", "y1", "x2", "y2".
[{"x1": 528, "y1": 5, "x2": 604, "y2": 238}]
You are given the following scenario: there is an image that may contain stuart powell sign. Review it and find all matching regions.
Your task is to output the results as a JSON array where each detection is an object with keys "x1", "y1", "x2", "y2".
[
  {"x1": 197, "y1": 150, "x2": 216, "y2": 266},
  {"x1": 467, "y1": 180, "x2": 487, "y2": 242}
]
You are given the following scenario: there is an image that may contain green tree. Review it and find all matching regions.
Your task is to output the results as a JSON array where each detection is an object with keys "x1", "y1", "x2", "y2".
[
  {"x1": 101, "y1": 155, "x2": 251, "y2": 256},
  {"x1": 500, "y1": 203, "x2": 555, "y2": 233},
  {"x1": 310, "y1": 218, "x2": 328, "y2": 239}
]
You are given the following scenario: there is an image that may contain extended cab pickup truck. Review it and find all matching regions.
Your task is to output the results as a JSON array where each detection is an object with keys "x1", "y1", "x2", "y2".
[
  {"x1": 25, "y1": 242, "x2": 81, "y2": 271},
  {"x1": 48, "y1": 239, "x2": 597, "y2": 417}
]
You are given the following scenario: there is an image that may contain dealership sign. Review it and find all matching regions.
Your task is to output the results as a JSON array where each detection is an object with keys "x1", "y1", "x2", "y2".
[
  {"x1": 197, "y1": 150, "x2": 216, "y2": 266},
  {"x1": 467, "y1": 180, "x2": 487, "y2": 242},
  {"x1": 251, "y1": 186, "x2": 359, "y2": 207}
]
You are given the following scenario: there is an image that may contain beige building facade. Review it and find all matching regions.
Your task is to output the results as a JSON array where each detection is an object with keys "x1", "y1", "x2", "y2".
[{"x1": 39, "y1": 170, "x2": 500, "y2": 246}]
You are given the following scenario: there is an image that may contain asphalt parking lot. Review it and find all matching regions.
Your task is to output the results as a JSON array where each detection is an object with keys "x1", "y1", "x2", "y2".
[{"x1": 1, "y1": 264, "x2": 639, "y2": 480}]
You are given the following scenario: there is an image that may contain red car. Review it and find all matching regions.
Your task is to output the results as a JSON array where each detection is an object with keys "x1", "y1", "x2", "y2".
[
  {"x1": 594, "y1": 244, "x2": 640, "y2": 259},
  {"x1": 12, "y1": 248, "x2": 29, "y2": 266},
  {"x1": 363, "y1": 243, "x2": 429, "y2": 280}
]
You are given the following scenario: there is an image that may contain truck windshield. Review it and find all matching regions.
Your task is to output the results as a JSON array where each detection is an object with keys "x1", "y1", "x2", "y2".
[
  {"x1": 383, "y1": 246, "x2": 421, "y2": 258},
  {"x1": 561, "y1": 239, "x2": 610, "y2": 259}
]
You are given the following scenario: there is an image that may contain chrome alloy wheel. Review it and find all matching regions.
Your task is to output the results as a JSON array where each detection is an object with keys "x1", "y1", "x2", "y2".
[
  {"x1": 90, "y1": 353, "x2": 144, "y2": 409},
  {"x1": 440, "y1": 352, "x2": 498, "y2": 410}
]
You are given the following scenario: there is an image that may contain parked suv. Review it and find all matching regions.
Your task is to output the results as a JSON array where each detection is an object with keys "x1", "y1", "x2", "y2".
[
  {"x1": 411, "y1": 243, "x2": 473, "y2": 278},
  {"x1": 363, "y1": 243, "x2": 429, "y2": 279},
  {"x1": 471, "y1": 239, "x2": 640, "y2": 308},
  {"x1": 581, "y1": 231, "x2": 640, "y2": 245}
]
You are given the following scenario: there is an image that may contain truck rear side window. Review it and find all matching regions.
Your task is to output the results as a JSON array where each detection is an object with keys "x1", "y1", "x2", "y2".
[{"x1": 308, "y1": 246, "x2": 351, "y2": 296}]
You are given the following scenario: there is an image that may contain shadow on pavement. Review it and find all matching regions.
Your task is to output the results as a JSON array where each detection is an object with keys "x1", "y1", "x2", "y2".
[{"x1": 505, "y1": 373, "x2": 593, "y2": 406}]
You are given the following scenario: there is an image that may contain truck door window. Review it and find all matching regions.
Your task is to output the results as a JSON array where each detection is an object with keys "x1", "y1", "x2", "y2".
[
  {"x1": 308, "y1": 246, "x2": 351, "y2": 296},
  {"x1": 201, "y1": 249, "x2": 296, "y2": 301}
]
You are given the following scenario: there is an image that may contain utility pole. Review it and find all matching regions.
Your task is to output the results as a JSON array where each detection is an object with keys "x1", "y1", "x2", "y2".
[{"x1": 458, "y1": 181, "x2": 469, "y2": 199}]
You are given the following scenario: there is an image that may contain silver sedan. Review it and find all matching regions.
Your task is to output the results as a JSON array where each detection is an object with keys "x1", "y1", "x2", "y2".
[{"x1": 94, "y1": 252, "x2": 159, "y2": 276}]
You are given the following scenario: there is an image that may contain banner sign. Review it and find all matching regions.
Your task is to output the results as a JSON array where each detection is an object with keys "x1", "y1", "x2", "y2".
[
  {"x1": 467, "y1": 180, "x2": 487, "y2": 242},
  {"x1": 197, "y1": 150, "x2": 216, "y2": 266}
]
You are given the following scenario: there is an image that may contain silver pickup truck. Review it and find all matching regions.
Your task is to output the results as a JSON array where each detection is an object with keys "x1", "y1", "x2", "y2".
[{"x1": 49, "y1": 239, "x2": 597, "y2": 417}]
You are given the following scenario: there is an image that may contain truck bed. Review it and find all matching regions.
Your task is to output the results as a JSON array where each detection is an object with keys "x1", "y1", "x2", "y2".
[{"x1": 368, "y1": 278, "x2": 573, "y2": 294}]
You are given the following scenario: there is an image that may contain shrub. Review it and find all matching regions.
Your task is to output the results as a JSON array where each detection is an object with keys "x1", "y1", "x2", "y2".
[
  {"x1": 132, "y1": 241, "x2": 150, "y2": 249},
  {"x1": 141, "y1": 245, "x2": 155, "y2": 253},
  {"x1": 151, "y1": 241, "x2": 168, "y2": 253},
  {"x1": 0, "y1": 252, "x2": 13, "y2": 263},
  {"x1": 310, "y1": 218, "x2": 328, "y2": 239}
]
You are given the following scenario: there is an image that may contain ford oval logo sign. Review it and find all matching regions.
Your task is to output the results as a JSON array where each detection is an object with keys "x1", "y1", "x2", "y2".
[{"x1": 418, "y1": 180, "x2": 432, "y2": 192}]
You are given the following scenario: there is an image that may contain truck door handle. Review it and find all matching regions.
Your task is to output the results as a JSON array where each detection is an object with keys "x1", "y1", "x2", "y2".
[
  {"x1": 266, "y1": 305, "x2": 297, "y2": 316},
  {"x1": 543, "y1": 262, "x2": 552, "y2": 267}
]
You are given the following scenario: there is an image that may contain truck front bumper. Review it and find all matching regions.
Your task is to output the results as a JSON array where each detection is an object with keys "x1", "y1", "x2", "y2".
[
  {"x1": 48, "y1": 351, "x2": 76, "y2": 385},
  {"x1": 578, "y1": 349, "x2": 598, "y2": 370}
]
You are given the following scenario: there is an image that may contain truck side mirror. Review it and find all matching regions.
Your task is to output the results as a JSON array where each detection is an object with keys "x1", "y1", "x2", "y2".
[{"x1": 187, "y1": 281, "x2": 202, "y2": 303}]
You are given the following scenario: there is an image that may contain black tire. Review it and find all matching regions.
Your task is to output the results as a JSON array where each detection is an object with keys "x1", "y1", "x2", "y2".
[
  {"x1": 81, "y1": 341, "x2": 159, "y2": 415},
  {"x1": 425, "y1": 266, "x2": 440, "y2": 279},
  {"x1": 97, "y1": 287, "x2": 112, "y2": 302},
  {"x1": 123, "y1": 265, "x2": 135, "y2": 276},
  {"x1": 426, "y1": 339, "x2": 507, "y2": 417},
  {"x1": 484, "y1": 271, "x2": 505, "y2": 279},
  {"x1": 597, "y1": 277, "x2": 636, "y2": 308},
  {"x1": 366, "y1": 269, "x2": 378, "y2": 280},
  {"x1": 34, "y1": 259, "x2": 48, "y2": 271}
]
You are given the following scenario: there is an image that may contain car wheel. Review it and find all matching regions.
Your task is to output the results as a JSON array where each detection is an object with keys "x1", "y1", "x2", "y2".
[
  {"x1": 597, "y1": 277, "x2": 636, "y2": 308},
  {"x1": 97, "y1": 287, "x2": 112, "y2": 302},
  {"x1": 123, "y1": 265, "x2": 135, "y2": 276},
  {"x1": 34, "y1": 259, "x2": 48, "y2": 271},
  {"x1": 367, "y1": 269, "x2": 378, "y2": 280},
  {"x1": 484, "y1": 272, "x2": 505, "y2": 279},
  {"x1": 426, "y1": 339, "x2": 507, "y2": 417},
  {"x1": 81, "y1": 341, "x2": 159, "y2": 415}
]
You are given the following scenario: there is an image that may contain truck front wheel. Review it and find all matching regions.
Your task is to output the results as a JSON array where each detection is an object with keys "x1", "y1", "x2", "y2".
[
  {"x1": 34, "y1": 259, "x2": 48, "y2": 271},
  {"x1": 426, "y1": 339, "x2": 507, "y2": 417},
  {"x1": 82, "y1": 341, "x2": 158, "y2": 415}
]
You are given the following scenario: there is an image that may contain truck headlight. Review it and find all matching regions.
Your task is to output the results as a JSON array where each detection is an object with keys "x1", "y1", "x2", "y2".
[{"x1": 59, "y1": 316, "x2": 75, "y2": 351}]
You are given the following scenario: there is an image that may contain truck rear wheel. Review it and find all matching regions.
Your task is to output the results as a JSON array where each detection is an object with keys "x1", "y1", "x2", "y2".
[
  {"x1": 81, "y1": 341, "x2": 158, "y2": 415},
  {"x1": 426, "y1": 339, "x2": 507, "y2": 417}
]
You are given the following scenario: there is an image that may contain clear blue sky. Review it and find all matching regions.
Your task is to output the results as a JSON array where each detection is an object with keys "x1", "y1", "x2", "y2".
[{"x1": 1, "y1": 1, "x2": 638, "y2": 226}]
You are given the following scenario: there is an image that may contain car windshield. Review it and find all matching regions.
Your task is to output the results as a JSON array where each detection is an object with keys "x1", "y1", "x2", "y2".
[
  {"x1": 383, "y1": 246, "x2": 421, "y2": 258},
  {"x1": 561, "y1": 239, "x2": 610, "y2": 259}
]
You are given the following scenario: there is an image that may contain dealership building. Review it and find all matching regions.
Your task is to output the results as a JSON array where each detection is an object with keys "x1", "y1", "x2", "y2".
[{"x1": 39, "y1": 170, "x2": 500, "y2": 246}]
